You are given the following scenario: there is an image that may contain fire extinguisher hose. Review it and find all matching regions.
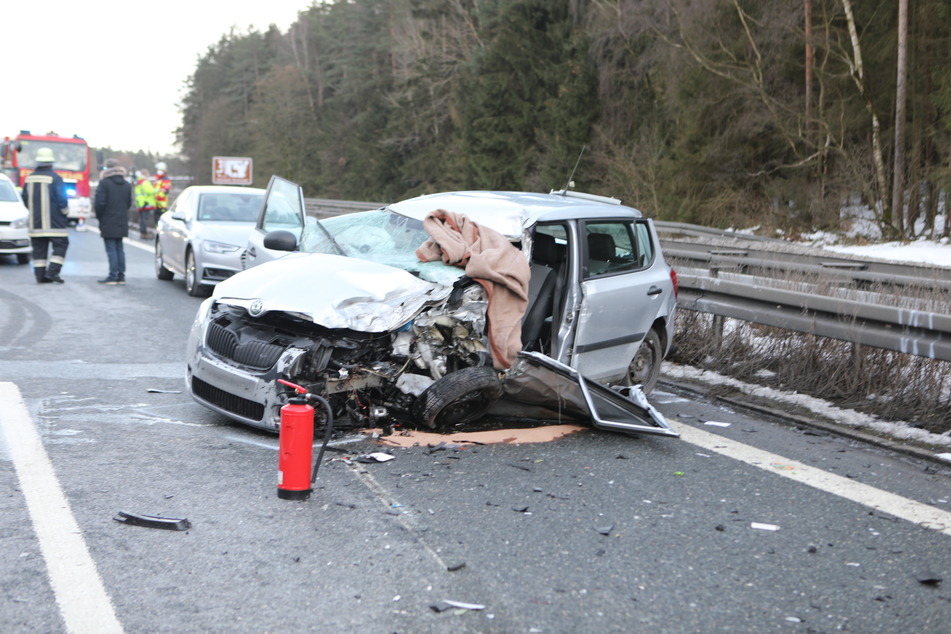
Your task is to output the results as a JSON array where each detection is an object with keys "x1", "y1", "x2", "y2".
[{"x1": 310, "y1": 394, "x2": 334, "y2": 484}]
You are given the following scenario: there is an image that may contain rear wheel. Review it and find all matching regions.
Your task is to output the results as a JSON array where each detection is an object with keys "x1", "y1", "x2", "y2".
[
  {"x1": 413, "y1": 367, "x2": 503, "y2": 429},
  {"x1": 16, "y1": 253, "x2": 30, "y2": 265},
  {"x1": 155, "y1": 241, "x2": 174, "y2": 280},
  {"x1": 623, "y1": 329, "x2": 662, "y2": 394}
]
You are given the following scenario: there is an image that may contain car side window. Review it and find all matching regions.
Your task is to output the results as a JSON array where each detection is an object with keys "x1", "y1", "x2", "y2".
[
  {"x1": 583, "y1": 221, "x2": 643, "y2": 278},
  {"x1": 633, "y1": 221, "x2": 654, "y2": 268},
  {"x1": 169, "y1": 190, "x2": 188, "y2": 219}
]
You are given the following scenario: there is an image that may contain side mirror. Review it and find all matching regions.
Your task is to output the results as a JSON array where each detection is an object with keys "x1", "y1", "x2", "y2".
[
  {"x1": 263, "y1": 229, "x2": 298, "y2": 252},
  {"x1": 171, "y1": 210, "x2": 186, "y2": 221}
]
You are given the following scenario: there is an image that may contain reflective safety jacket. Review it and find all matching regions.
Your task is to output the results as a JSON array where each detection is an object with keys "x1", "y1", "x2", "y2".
[
  {"x1": 135, "y1": 178, "x2": 157, "y2": 210},
  {"x1": 153, "y1": 172, "x2": 171, "y2": 210},
  {"x1": 21, "y1": 165, "x2": 69, "y2": 237}
]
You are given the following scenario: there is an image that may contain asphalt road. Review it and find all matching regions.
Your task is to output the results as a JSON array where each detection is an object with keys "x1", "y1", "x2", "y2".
[{"x1": 1, "y1": 227, "x2": 950, "y2": 633}]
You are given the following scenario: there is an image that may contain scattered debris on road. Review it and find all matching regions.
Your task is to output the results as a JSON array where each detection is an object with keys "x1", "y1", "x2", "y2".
[{"x1": 113, "y1": 511, "x2": 191, "y2": 531}]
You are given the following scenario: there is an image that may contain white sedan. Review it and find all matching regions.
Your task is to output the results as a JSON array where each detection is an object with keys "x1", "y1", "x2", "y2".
[
  {"x1": 0, "y1": 174, "x2": 31, "y2": 264},
  {"x1": 155, "y1": 185, "x2": 265, "y2": 296}
]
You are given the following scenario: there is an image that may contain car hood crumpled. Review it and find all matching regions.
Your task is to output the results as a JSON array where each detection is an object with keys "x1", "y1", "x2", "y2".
[{"x1": 212, "y1": 252, "x2": 453, "y2": 332}]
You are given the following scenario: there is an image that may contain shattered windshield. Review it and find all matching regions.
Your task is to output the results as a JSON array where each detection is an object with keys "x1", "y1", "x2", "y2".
[{"x1": 299, "y1": 209, "x2": 464, "y2": 286}]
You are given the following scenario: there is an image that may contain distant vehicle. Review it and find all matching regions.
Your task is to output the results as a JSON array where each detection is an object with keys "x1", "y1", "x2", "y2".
[
  {"x1": 1, "y1": 131, "x2": 93, "y2": 221},
  {"x1": 154, "y1": 185, "x2": 266, "y2": 296},
  {"x1": 186, "y1": 182, "x2": 680, "y2": 438},
  {"x1": 0, "y1": 173, "x2": 31, "y2": 264}
]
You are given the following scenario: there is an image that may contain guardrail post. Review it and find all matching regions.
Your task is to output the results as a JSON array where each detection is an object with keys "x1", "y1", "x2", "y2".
[{"x1": 712, "y1": 315, "x2": 725, "y2": 351}]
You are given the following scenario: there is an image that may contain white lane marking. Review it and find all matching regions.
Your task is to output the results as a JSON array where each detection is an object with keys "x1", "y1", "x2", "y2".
[
  {"x1": 672, "y1": 420, "x2": 951, "y2": 536},
  {"x1": 0, "y1": 383, "x2": 124, "y2": 633}
]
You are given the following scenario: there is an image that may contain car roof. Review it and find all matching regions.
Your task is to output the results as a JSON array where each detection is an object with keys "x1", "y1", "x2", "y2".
[{"x1": 387, "y1": 190, "x2": 644, "y2": 239}]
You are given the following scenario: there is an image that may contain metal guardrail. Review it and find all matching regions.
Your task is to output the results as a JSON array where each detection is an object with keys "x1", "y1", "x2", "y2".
[
  {"x1": 655, "y1": 221, "x2": 951, "y2": 292},
  {"x1": 304, "y1": 198, "x2": 382, "y2": 218},
  {"x1": 655, "y1": 221, "x2": 951, "y2": 362},
  {"x1": 302, "y1": 201, "x2": 950, "y2": 362},
  {"x1": 676, "y1": 272, "x2": 951, "y2": 362}
]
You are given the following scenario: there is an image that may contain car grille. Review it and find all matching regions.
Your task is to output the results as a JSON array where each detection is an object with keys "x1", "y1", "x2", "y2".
[
  {"x1": 206, "y1": 321, "x2": 285, "y2": 369},
  {"x1": 192, "y1": 376, "x2": 265, "y2": 421}
]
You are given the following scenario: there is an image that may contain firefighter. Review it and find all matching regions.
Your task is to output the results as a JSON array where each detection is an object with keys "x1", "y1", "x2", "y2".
[
  {"x1": 21, "y1": 147, "x2": 69, "y2": 283},
  {"x1": 134, "y1": 169, "x2": 157, "y2": 239},
  {"x1": 152, "y1": 161, "x2": 171, "y2": 225}
]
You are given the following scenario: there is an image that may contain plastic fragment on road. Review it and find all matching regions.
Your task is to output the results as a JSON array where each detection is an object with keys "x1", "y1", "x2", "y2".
[
  {"x1": 915, "y1": 571, "x2": 943, "y2": 586},
  {"x1": 113, "y1": 511, "x2": 191, "y2": 531},
  {"x1": 750, "y1": 522, "x2": 780, "y2": 531},
  {"x1": 703, "y1": 421, "x2": 731, "y2": 427},
  {"x1": 147, "y1": 388, "x2": 183, "y2": 394},
  {"x1": 355, "y1": 452, "x2": 394, "y2": 463},
  {"x1": 430, "y1": 600, "x2": 486, "y2": 612},
  {"x1": 595, "y1": 524, "x2": 614, "y2": 536}
]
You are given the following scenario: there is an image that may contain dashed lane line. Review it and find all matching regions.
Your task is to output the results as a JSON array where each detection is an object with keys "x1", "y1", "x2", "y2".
[
  {"x1": 0, "y1": 382, "x2": 124, "y2": 633},
  {"x1": 672, "y1": 420, "x2": 951, "y2": 536}
]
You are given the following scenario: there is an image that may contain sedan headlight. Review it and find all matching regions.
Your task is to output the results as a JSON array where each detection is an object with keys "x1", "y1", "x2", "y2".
[
  {"x1": 11, "y1": 216, "x2": 28, "y2": 230},
  {"x1": 203, "y1": 241, "x2": 240, "y2": 254}
]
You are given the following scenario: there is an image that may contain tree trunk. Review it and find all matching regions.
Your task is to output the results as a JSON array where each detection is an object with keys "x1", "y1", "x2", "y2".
[
  {"x1": 891, "y1": 0, "x2": 908, "y2": 237},
  {"x1": 841, "y1": 0, "x2": 891, "y2": 232}
]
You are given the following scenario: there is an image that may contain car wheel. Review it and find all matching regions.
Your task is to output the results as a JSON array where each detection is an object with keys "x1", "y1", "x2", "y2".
[
  {"x1": 623, "y1": 329, "x2": 662, "y2": 394},
  {"x1": 155, "y1": 241, "x2": 174, "y2": 280},
  {"x1": 16, "y1": 253, "x2": 30, "y2": 265},
  {"x1": 413, "y1": 367, "x2": 503, "y2": 429},
  {"x1": 185, "y1": 249, "x2": 208, "y2": 297}
]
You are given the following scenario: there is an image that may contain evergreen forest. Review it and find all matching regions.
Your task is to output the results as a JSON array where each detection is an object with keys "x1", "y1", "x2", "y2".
[{"x1": 176, "y1": 0, "x2": 951, "y2": 240}]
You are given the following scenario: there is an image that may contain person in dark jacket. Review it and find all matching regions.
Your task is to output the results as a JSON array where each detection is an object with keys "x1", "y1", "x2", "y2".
[
  {"x1": 21, "y1": 147, "x2": 70, "y2": 283},
  {"x1": 94, "y1": 158, "x2": 133, "y2": 284}
]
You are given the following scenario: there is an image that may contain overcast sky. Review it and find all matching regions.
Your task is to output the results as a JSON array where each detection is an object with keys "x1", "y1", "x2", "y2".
[{"x1": 3, "y1": 2, "x2": 312, "y2": 156}]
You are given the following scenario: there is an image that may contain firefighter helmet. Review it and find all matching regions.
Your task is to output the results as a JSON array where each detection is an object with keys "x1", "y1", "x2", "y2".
[
  {"x1": 155, "y1": 161, "x2": 167, "y2": 172},
  {"x1": 35, "y1": 147, "x2": 55, "y2": 164}
]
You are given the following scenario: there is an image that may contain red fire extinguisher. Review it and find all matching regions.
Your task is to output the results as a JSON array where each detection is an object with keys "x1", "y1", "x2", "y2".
[{"x1": 275, "y1": 379, "x2": 335, "y2": 501}]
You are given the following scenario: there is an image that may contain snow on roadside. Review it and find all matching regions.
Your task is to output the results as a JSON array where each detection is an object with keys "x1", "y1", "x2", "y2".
[
  {"x1": 827, "y1": 239, "x2": 951, "y2": 266},
  {"x1": 663, "y1": 363, "x2": 951, "y2": 449}
]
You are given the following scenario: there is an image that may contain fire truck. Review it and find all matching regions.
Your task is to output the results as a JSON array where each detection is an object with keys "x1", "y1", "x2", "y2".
[{"x1": 0, "y1": 131, "x2": 93, "y2": 220}]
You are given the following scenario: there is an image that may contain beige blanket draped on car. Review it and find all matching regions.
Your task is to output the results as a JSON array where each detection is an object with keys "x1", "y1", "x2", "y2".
[{"x1": 415, "y1": 209, "x2": 530, "y2": 370}]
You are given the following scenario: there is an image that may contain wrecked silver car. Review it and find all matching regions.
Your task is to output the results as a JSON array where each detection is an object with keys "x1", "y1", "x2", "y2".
[{"x1": 185, "y1": 185, "x2": 680, "y2": 437}]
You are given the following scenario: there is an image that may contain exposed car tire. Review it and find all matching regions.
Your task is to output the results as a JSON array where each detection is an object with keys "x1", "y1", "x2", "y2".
[
  {"x1": 16, "y1": 253, "x2": 30, "y2": 265},
  {"x1": 155, "y1": 241, "x2": 174, "y2": 280},
  {"x1": 185, "y1": 249, "x2": 208, "y2": 297},
  {"x1": 623, "y1": 328, "x2": 662, "y2": 394},
  {"x1": 413, "y1": 367, "x2": 503, "y2": 429}
]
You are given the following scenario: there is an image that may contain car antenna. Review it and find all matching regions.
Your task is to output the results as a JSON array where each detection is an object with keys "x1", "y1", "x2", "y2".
[{"x1": 561, "y1": 145, "x2": 586, "y2": 192}]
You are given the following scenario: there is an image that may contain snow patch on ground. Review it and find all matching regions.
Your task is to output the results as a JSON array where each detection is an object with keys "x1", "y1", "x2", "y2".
[{"x1": 663, "y1": 363, "x2": 951, "y2": 448}]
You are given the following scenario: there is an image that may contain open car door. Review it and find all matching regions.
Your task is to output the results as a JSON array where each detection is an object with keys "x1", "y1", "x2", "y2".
[
  {"x1": 493, "y1": 351, "x2": 679, "y2": 437},
  {"x1": 244, "y1": 175, "x2": 306, "y2": 269}
]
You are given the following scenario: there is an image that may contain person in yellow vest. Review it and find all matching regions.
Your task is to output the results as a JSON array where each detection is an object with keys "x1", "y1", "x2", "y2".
[
  {"x1": 152, "y1": 161, "x2": 171, "y2": 224},
  {"x1": 21, "y1": 147, "x2": 69, "y2": 283},
  {"x1": 135, "y1": 169, "x2": 157, "y2": 239}
]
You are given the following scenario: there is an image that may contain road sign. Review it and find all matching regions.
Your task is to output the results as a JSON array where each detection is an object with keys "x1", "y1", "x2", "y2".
[{"x1": 212, "y1": 156, "x2": 253, "y2": 185}]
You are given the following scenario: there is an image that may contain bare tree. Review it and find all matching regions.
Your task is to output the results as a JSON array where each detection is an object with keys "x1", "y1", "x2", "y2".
[
  {"x1": 840, "y1": 0, "x2": 892, "y2": 233},
  {"x1": 891, "y1": 0, "x2": 909, "y2": 237}
]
